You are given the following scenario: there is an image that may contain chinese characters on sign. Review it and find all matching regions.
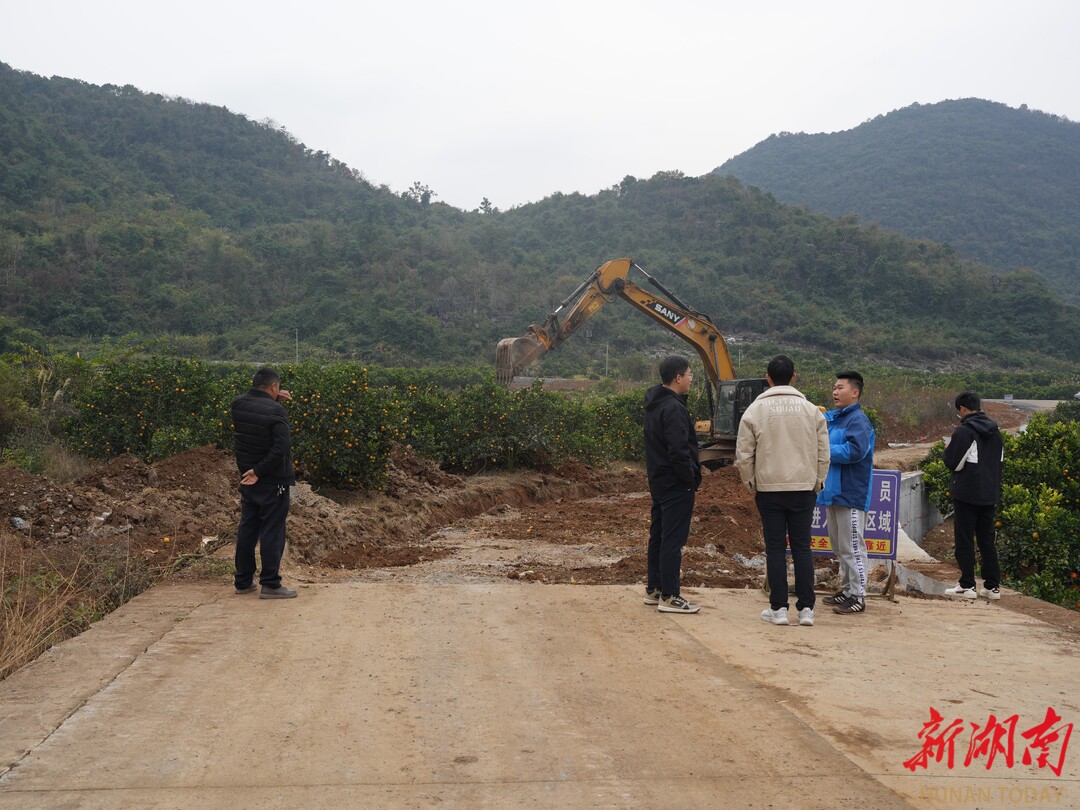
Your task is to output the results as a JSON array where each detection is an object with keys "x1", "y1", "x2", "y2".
[
  {"x1": 903, "y1": 706, "x2": 1074, "y2": 777},
  {"x1": 809, "y1": 469, "x2": 901, "y2": 559}
]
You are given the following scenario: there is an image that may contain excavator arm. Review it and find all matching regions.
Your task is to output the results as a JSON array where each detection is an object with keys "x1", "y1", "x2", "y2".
[
  {"x1": 496, "y1": 258, "x2": 767, "y2": 466},
  {"x1": 496, "y1": 258, "x2": 737, "y2": 386}
]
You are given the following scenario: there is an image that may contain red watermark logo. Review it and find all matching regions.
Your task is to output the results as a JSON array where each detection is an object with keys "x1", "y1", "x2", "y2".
[{"x1": 904, "y1": 707, "x2": 1073, "y2": 777}]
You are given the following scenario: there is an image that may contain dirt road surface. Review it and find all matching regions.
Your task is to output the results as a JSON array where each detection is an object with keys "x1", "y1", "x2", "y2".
[
  {"x1": 1, "y1": 578, "x2": 1076, "y2": 808},
  {"x1": 1, "y1": 399, "x2": 1075, "y2": 808}
]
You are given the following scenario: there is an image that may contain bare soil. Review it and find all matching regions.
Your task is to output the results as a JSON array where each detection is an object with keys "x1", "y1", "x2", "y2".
[
  {"x1": 2, "y1": 399, "x2": 1059, "y2": 659},
  {"x1": 872, "y1": 399, "x2": 1028, "y2": 470}
]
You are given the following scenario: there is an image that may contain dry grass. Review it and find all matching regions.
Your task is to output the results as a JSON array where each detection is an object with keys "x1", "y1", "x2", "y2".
[
  {"x1": 39, "y1": 442, "x2": 95, "y2": 483},
  {"x1": 869, "y1": 383, "x2": 957, "y2": 427},
  {"x1": 0, "y1": 538, "x2": 163, "y2": 681},
  {"x1": 0, "y1": 545, "x2": 82, "y2": 681}
]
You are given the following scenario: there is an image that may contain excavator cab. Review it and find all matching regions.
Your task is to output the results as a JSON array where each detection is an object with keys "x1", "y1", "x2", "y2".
[{"x1": 714, "y1": 378, "x2": 769, "y2": 438}]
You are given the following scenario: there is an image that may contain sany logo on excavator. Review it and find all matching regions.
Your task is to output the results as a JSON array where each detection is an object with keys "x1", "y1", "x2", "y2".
[{"x1": 650, "y1": 301, "x2": 685, "y2": 327}]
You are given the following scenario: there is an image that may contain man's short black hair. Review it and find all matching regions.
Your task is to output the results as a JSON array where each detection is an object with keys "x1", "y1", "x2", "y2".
[
  {"x1": 252, "y1": 367, "x2": 280, "y2": 389},
  {"x1": 767, "y1": 355, "x2": 795, "y2": 386},
  {"x1": 837, "y1": 370, "x2": 864, "y2": 397},
  {"x1": 659, "y1": 356, "x2": 690, "y2": 385},
  {"x1": 955, "y1": 391, "x2": 981, "y2": 412}
]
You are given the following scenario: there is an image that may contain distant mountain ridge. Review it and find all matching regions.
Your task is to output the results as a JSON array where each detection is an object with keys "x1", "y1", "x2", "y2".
[
  {"x1": 715, "y1": 99, "x2": 1080, "y2": 304},
  {"x1": 2, "y1": 64, "x2": 1079, "y2": 372}
]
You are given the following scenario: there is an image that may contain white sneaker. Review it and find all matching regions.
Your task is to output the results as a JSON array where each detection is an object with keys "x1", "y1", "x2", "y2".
[
  {"x1": 798, "y1": 607, "x2": 814, "y2": 626},
  {"x1": 979, "y1": 586, "x2": 1001, "y2": 601},
  {"x1": 944, "y1": 585, "x2": 977, "y2": 600},
  {"x1": 760, "y1": 607, "x2": 789, "y2": 625}
]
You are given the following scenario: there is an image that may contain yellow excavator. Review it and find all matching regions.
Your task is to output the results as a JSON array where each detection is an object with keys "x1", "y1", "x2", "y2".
[{"x1": 495, "y1": 258, "x2": 767, "y2": 467}]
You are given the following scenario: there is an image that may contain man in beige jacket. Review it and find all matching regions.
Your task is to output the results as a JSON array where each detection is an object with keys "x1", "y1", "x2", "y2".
[{"x1": 735, "y1": 355, "x2": 830, "y2": 627}]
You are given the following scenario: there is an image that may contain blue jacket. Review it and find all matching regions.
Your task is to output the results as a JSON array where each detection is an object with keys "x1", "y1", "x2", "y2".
[{"x1": 816, "y1": 402, "x2": 875, "y2": 511}]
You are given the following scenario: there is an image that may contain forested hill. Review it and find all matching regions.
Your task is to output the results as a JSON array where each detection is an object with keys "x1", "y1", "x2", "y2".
[
  {"x1": 2, "y1": 63, "x2": 1079, "y2": 373},
  {"x1": 715, "y1": 99, "x2": 1080, "y2": 305}
]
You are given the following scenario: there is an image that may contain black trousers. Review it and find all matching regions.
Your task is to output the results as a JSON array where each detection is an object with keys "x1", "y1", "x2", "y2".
[
  {"x1": 953, "y1": 500, "x2": 1000, "y2": 590},
  {"x1": 647, "y1": 487, "x2": 695, "y2": 598},
  {"x1": 755, "y1": 490, "x2": 817, "y2": 611},
  {"x1": 235, "y1": 482, "x2": 290, "y2": 589}
]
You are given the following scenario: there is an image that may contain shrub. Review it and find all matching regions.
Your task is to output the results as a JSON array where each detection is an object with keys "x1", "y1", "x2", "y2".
[
  {"x1": 287, "y1": 364, "x2": 397, "y2": 490},
  {"x1": 63, "y1": 357, "x2": 237, "y2": 461}
]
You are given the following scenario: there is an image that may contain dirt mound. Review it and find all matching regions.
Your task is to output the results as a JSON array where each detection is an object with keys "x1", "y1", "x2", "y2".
[
  {"x1": 486, "y1": 464, "x2": 772, "y2": 589},
  {"x1": 873, "y1": 399, "x2": 1028, "y2": 447},
  {"x1": 0, "y1": 443, "x2": 780, "y2": 595}
]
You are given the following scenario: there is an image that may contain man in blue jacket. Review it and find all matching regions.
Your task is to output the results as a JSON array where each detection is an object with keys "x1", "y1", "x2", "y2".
[
  {"x1": 942, "y1": 391, "x2": 1004, "y2": 600},
  {"x1": 232, "y1": 367, "x2": 299, "y2": 599},
  {"x1": 817, "y1": 371, "x2": 875, "y2": 615},
  {"x1": 642, "y1": 356, "x2": 701, "y2": 614}
]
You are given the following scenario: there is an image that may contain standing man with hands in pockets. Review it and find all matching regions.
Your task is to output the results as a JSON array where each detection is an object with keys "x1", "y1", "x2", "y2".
[
  {"x1": 736, "y1": 355, "x2": 830, "y2": 627},
  {"x1": 232, "y1": 366, "x2": 299, "y2": 599},
  {"x1": 642, "y1": 356, "x2": 702, "y2": 614}
]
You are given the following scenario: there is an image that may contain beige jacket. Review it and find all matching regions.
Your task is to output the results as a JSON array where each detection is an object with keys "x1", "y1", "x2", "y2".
[{"x1": 734, "y1": 385, "x2": 829, "y2": 493}]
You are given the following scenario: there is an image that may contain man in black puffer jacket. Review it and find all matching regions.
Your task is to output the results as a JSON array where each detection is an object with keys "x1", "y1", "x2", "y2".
[
  {"x1": 942, "y1": 391, "x2": 1004, "y2": 601},
  {"x1": 232, "y1": 367, "x2": 298, "y2": 599},
  {"x1": 642, "y1": 356, "x2": 702, "y2": 614}
]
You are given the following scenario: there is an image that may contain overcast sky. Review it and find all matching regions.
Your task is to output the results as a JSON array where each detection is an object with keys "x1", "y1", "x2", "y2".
[{"x1": 3, "y1": 1, "x2": 1078, "y2": 211}]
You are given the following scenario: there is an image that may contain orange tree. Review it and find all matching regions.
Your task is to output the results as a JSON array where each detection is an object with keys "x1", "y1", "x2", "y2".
[
  {"x1": 63, "y1": 356, "x2": 237, "y2": 461},
  {"x1": 61, "y1": 358, "x2": 652, "y2": 487},
  {"x1": 920, "y1": 409, "x2": 1080, "y2": 608},
  {"x1": 285, "y1": 364, "x2": 397, "y2": 489}
]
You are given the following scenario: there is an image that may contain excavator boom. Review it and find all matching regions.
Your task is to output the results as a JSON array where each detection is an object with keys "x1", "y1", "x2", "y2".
[
  {"x1": 496, "y1": 259, "x2": 736, "y2": 384},
  {"x1": 495, "y1": 258, "x2": 765, "y2": 466}
]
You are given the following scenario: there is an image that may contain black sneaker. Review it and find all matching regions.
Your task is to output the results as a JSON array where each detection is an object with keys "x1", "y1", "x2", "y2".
[
  {"x1": 260, "y1": 585, "x2": 298, "y2": 599},
  {"x1": 832, "y1": 595, "x2": 865, "y2": 614},
  {"x1": 823, "y1": 591, "x2": 847, "y2": 606}
]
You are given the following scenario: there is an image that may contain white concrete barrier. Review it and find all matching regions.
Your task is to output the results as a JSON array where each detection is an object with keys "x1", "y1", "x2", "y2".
[{"x1": 899, "y1": 471, "x2": 942, "y2": 545}]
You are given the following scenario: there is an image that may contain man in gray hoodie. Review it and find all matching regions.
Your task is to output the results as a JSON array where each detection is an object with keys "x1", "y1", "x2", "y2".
[{"x1": 736, "y1": 355, "x2": 830, "y2": 627}]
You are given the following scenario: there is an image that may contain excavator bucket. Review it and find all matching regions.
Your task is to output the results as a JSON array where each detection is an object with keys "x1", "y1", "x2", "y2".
[{"x1": 496, "y1": 334, "x2": 547, "y2": 385}]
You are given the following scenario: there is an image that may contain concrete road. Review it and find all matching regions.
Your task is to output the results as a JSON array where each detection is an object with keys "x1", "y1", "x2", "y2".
[
  {"x1": 988, "y1": 398, "x2": 1063, "y2": 413},
  {"x1": 0, "y1": 583, "x2": 1076, "y2": 808}
]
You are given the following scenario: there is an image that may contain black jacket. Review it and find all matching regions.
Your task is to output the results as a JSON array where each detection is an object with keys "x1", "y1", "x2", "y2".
[
  {"x1": 231, "y1": 389, "x2": 296, "y2": 485},
  {"x1": 943, "y1": 411, "x2": 1003, "y2": 506},
  {"x1": 643, "y1": 384, "x2": 701, "y2": 496}
]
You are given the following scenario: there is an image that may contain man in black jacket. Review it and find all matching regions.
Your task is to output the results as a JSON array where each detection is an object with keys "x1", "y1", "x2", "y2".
[
  {"x1": 232, "y1": 367, "x2": 298, "y2": 599},
  {"x1": 642, "y1": 356, "x2": 701, "y2": 614},
  {"x1": 942, "y1": 391, "x2": 1004, "y2": 601}
]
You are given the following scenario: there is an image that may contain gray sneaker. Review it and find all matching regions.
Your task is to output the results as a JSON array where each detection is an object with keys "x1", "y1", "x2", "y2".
[
  {"x1": 658, "y1": 594, "x2": 700, "y2": 614},
  {"x1": 235, "y1": 584, "x2": 258, "y2": 595},
  {"x1": 260, "y1": 585, "x2": 298, "y2": 599},
  {"x1": 643, "y1": 588, "x2": 661, "y2": 605}
]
